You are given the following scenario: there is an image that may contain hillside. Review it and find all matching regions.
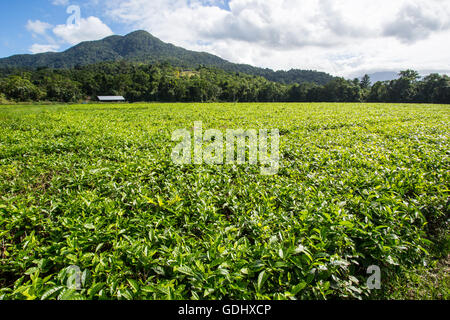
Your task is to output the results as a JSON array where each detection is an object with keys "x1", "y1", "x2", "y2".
[{"x1": 0, "y1": 30, "x2": 334, "y2": 85}]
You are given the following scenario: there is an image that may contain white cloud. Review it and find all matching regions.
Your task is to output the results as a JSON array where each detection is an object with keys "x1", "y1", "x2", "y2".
[
  {"x1": 27, "y1": 14, "x2": 113, "y2": 54},
  {"x1": 52, "y1": 16, "x2": 114, "y2": 45},
  {"x1": 26, "y1": 20, "x2": 53, "y2": 36},
  {"x1": 383, "y1": 1, "x2": 450, "y2": 43},
  {"x1": 29, "y1": 43, "x2": 60, "y2": 54},
  {"x1": 52, "y1": 0, "x2": 69, "y2": 6},
  {"x1": 103, "y1": 0, "x2": 450, "y2": 77},
  {"x1": 26, "y1": 20, "x2": 58, "y2": 53}
]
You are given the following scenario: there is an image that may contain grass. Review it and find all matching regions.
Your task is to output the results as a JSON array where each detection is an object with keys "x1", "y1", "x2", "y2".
[
  {"x1": 387, "y1": 255, "x2": 449, "y2": 300},
  {"x1": 0, "y1": 102, "x2": 448, "y2": 300}
]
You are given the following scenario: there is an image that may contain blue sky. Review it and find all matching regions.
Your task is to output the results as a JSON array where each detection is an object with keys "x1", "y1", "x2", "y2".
[
  {"x1": 1, "y1": 0, "x2": 449, "y2": 78},
  {"x1": 0, "y1": 1, "x2": 126, "y2": 57}
]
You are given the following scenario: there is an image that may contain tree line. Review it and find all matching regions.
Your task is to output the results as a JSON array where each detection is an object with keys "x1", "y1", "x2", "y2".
[{"x1": 0, "y1": 62, "x2": 449, "y2": 104}]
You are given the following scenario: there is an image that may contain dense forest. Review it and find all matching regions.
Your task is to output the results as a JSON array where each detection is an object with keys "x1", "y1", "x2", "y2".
[{"x1": 0, "y1": 62, "x2": 449, "y2": 104}]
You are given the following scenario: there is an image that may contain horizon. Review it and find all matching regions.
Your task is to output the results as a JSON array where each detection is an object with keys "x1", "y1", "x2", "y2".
[{"x1": 1, "y1": 1, "x2": 450, "y2": 79}]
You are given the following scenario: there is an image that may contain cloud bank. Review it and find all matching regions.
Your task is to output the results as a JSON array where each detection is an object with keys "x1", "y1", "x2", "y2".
[{"x1": 105, "y1": 0, "x2": 450, "y2": 77}]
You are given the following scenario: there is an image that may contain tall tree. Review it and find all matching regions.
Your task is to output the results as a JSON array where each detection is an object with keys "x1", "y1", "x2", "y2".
[{"x1": 360, "y1": 74, "x2": 371, "y2": 90}]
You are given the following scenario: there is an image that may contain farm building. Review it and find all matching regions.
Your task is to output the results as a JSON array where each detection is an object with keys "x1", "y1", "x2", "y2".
[{"x1": 97, "y1": 96, "x2": 126, "y2": 102}]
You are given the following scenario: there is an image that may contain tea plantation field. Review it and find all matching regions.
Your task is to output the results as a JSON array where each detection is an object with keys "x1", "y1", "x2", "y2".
[{"x1": 0, "y1": 103, "x2": 448, "y2": 300}]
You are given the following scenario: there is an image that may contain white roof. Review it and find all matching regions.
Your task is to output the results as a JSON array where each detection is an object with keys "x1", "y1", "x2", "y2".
[{"x1": 97, "y1": 96, "x2": 126, "y2": 101}]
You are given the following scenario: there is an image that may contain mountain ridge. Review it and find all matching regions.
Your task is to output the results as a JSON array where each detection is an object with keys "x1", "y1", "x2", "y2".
[{"x1": 0, "y1": 30, "x2": 334, "y2": 85}]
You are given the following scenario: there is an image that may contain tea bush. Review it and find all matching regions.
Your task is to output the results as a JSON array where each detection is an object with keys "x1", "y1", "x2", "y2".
[{"x1": 0, "y1": 103, "x2": 448, "y2": 300}]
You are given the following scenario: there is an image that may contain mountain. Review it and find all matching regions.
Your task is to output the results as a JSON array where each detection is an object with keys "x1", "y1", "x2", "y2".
[
  {"x1": 366, "y1": 70, "x2": 450, "y2": 83},
  {"x1": 0, "y1": 30, "x2": 334, "y2": 85},
  {"x1": 365, "y1": 72, "x2": 399, "y2": 83}
]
